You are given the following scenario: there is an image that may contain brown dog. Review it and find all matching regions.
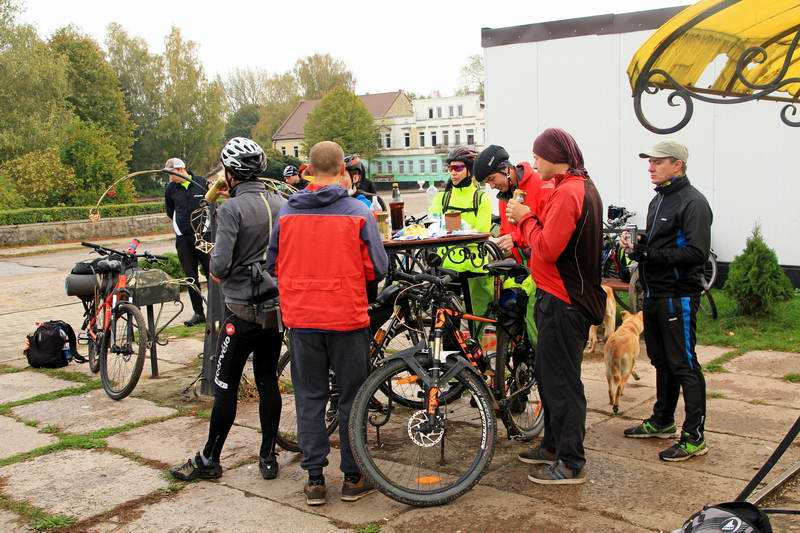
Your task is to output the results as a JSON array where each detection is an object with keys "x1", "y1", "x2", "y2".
[
  {"x1": 604, "y1": 311, "x2": 644, "y2": 414},
  {"x1": 585, "y1": 285, "x2": 616, "y2": 353}
]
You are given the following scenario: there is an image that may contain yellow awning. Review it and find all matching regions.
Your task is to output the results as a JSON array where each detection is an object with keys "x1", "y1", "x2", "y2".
[{"x1": 628, "y1": 0, "x2": 800, "y2": 100}]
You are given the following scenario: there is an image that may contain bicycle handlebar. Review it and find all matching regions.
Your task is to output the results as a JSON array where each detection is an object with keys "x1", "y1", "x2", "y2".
[{"x1": 81, "y1": 241, "x2": 168, "y2": 262}]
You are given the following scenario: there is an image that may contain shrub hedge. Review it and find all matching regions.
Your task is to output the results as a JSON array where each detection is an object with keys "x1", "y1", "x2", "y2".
[{"x1": 0, "y1": 201, "x2": 164, "y2": 225}]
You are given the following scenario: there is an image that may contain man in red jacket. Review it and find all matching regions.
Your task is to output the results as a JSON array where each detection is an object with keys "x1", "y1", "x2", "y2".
[
  {"x1": 267, "y1": 141, "x2": 389, "y2": 506},
  {"x1": 507, "y1": 128, "x2": 605, "y2": 485}
]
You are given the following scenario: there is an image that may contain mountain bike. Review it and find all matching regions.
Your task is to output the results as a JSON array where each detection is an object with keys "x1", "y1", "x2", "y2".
[
  {"x1": 348, "y1": 258, "x2": 543, "y2": 507},
  {"x1": 66, "y1": 241, "x2": 167, "y2": 400}
]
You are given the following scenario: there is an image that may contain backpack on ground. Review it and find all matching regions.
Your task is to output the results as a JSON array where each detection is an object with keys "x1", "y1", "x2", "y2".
[{"x1": 24, "y1": 320, "x2": 85, "y2": 368}]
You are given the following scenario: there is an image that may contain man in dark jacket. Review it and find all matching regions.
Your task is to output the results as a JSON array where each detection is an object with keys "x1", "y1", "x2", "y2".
[
  {"x1": 170, "y1": 137, "x2": 286, "y2": 482},
  {"x1": 621, "y1": 140, "x2": 712, "y2": 462},
  {"x1": 507, "y1": 128, "x2": 605, "y2": 485},
  {"x1": 164, "y1": 157, "x2": 209, "y2": 326},
  {"x1": 267, "y1": 141, "x2": 388, "y2": 506}
]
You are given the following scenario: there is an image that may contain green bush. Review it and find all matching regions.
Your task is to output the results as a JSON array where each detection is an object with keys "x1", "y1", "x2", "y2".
[
  {"x1": 0, "y1": 173, "x2": 24, "y2": 209},
  {"x1": 724, "y1": 224, "x2": 793, "y2": 316},
  {"x1": 0, "y1": 201, "x2": 163, "y2": 225},
  {"x1": 0, "y1": 148, "x2": 78, "y2": 207}
]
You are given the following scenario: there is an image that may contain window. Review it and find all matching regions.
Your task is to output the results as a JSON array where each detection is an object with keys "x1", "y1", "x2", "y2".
[
  {"x1": 454, "y1": 130, "x2": 461, "y2": 145},
  {"x1": 428, "y1": 108, "x2": 433, "y2": 118},
  {"x1": 387, "y1": 161, "x2": 393, "y2": 173},
  {"x1": 466, "y1": 129, "x2": 474, "y2": 146},
  {"x1": 431, "y1": 131, "x2": 437, "y2": 146},
  {"x1": 376, "y1": 161, "x2": 383, "y2": 173},
  {"x1": 457, "y1": 104, "x2": 463, "y2": 116},
  {"x1": 418, "y1": 160, "x2": 425, "y2": 174},
  {"x1": 407, "y1": 160, "x2": 413, "y2": 174},
  {"x1": 437, "y1": 107, "x2": 442, "y2": 118},
  {"x1": 443, "y1": 130, "x2": 449, "y2": 146},
  {"x1": 404, "y1": 131, "x2": 410, "y2": 148},
  {"x1": 448, "y1": 105, "x2": 454, "y2": 117},
  {"x1": 431, "y1": 160, "x2": 438, "y2": 173},
  {"x1": 281, "y1": 146, "x2": 286, "y2": 155},
  {"x1": 384, "y1": 133, "x2": 391, "y2": 149},
  {"x1": 399, "y1": 160, "x2": 405, "y2": 174},
  {"x1": 293, "y1": 146, "x2": 299, "y2": 158},
  {"x1": 419, "y1": 131, "x2": 425, "y2": 147}
]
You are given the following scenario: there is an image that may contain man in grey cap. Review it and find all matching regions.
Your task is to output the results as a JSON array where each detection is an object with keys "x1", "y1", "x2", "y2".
[
  {"x1": 164, "y1": 157, "x2": 209, "y2": 326},
  {"x1": 620, "y1": 140, "x2": 713, "y2": 462}
]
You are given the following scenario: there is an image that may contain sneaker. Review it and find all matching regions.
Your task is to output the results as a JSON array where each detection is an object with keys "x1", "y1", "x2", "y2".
[
  {"x1": 304, "y1": 478, "x2": 327, "y2": 506},
  {"x1": 169, "y1": 452, "x2": 222, "y2": 481},
  {"x1": 259, "y1": 455, "x2": 278, "y2": 480},
  {"x1": 183, "y1": 313, "x2": 205, "y2": 327},
  {"x1": 659, "y1": 433, "x2": 708, "y2": 462},
  {"x1": 341, "y1": 474, "x2": 376, "y2": 502},
  {"x1": 623, "y1": 420, "x2": 678, "y2": 439},
  {"x1": 527, "y1": 460, "x2": 586, "y2": 485},
  {"x1": 518, "y1": 446, "x2": 557, "y2": 465}
]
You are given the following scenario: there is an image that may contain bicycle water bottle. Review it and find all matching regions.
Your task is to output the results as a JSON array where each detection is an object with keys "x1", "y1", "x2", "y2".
[{"x1": 59, "y1": 328, "x2": 72, "y2": 363}]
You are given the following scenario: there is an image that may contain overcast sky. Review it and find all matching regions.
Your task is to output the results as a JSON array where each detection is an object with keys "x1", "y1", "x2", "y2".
[{"x1": 20, "y1": 0, "x2": 688, "y2": 96}]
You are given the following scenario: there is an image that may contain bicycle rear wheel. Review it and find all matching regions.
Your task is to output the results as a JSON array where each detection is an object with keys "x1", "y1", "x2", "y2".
[
  {"x1": 349, "y1": 356, "x2": 496, "y2": 507},
  {"x1": 275, "y1": 347, "x2": 339, "y2": 453},
  {"x1": 100, "y1": 303, "x2": 146, "y2": 400},
  {"x1": 87, "y1": 325, "x2": 102, "y2": 374},
  {"x1": 494, "y1": 330, "x2": 544, "y2": 440}
]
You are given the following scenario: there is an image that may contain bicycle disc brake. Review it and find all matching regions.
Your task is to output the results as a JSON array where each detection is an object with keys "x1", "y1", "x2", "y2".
[{"x1": 407, "y1": 410, "x2": 444, "y2": 447}]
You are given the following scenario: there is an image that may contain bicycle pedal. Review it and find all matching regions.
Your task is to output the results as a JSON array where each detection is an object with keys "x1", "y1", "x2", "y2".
[{"x1": 77, "y1": 332, "x2": 90, "y2": 345}]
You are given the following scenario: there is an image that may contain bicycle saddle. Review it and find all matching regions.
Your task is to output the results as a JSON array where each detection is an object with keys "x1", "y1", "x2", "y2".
[{"x1": 485, "y1": 259, "x2": 529, "y2": 278}]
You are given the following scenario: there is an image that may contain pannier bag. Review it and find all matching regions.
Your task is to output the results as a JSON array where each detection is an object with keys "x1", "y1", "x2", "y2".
[{"x1": 127, "y1": 268, "x2": 180, "y2": 307}]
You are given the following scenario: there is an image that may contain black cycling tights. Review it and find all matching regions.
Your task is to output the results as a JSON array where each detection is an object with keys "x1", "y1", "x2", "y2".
[{"x1": 203, "y1": 312, "x2": 283, "y2": 463}]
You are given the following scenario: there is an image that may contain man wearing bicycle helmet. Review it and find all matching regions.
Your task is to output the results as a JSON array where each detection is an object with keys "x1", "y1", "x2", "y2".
[
  {"x1": 429, "y1": 147, "x2": 493, "y2": 316},
  {"x1": 620, "y1": 140, "x2": 712, "y2": 462},
  {"x1": 283, "y1": 164, "x2": 309, "y2": 190},
  {"x1": 170, "y1": 137, "x2": 286, "y2": 484},
  {"x1": 345, "y1": 154, "x2": 376, "y2": 195}
]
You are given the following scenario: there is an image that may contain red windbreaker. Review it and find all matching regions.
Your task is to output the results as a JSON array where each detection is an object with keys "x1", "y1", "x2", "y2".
[{"x1": 497, "y1": 162, "x2": 553, "y2": 263}]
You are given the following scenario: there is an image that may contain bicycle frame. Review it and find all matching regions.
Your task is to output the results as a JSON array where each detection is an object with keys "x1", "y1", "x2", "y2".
[{"x1": 86, "y1": 269, "x2": 131, "y2": 349}]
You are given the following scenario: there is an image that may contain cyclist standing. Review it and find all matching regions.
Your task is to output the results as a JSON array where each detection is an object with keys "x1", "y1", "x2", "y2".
[{"x1": 170, "y1": 137, "x2": 286, "y2": 482}]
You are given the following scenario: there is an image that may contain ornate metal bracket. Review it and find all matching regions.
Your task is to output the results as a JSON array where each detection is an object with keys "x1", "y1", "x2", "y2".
[{"x1": 633, "y1": 17, "x2": 800, "y2": 133}]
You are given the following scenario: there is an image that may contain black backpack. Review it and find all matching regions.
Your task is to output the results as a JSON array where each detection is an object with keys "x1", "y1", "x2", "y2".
[
  {"x1": 675, "y1": 502, "x2": 772, "y2": 533},
  {"x1": 25, "y1": 321, "x2": 83, "y2": 368}
]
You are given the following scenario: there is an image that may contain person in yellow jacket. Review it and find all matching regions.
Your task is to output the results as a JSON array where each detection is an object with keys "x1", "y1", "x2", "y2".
[{"x1": 430, "y1": 147, "x2": 493, "y2": 317}]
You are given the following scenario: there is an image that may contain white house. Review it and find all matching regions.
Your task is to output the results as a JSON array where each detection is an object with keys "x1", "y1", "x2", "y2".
[{"x1": 482, "y1": 6, "x2": 800, "y2": 284}]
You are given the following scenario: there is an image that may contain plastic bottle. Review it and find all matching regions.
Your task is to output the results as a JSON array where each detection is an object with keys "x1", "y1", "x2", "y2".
[
  {"x1": 370, "y1": 194, "x2": 382, "y2": 214},
  {"x1": 59, "y1": 328, "x2": 72, "y2": 363},
  {"x1": 426, "y1": 181, "x2": 438, "y2": 207},
  {"x1": 391, "y1": 182, "x2": 402, "y2": 202}
]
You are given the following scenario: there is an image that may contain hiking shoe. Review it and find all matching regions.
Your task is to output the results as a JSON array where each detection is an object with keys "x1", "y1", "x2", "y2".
[
  {"x1": 518, "y1": 446, "x2": 557, "y2": 465},
  {"x1": 259, "y1": 455, "x2": 278, "y2": 480},
  {"x1": 304, "y1": 478, "x2": 327, "y2": 506},
  {"x1": 169, "y1": 453, "x2": 222, "y2": 481},
  {"x1": 623, "y1": 420, "x2": 678, "y2": 439},
  {"x1": 527, "y1": 460, "x2": 586, "y2": 485},
  {"x1": 341, "y1": 474, "x2": 376, "y2": 501},
  {"x1": 659, "y1": 433, "x2": 708, "y2": 462}
]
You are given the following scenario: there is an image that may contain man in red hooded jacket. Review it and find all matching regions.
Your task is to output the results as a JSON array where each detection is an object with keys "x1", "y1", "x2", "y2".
[{"x1": 507, "y1": 128, "x2": 605, "y2": 485}]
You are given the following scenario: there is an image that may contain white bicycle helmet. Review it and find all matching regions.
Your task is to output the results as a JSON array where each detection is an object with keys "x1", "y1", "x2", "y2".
[
  {"x1": 283, "y1": 165, "x2": 299, "y2": 178},
  {"x1": 220, "y1": 137, "x2": 266, "y2": 179}
]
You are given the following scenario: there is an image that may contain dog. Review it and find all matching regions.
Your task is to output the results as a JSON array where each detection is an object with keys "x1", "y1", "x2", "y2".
[
  {"x1": 604, "y1": 311, "x2": 644, "y2": 414},
  {"x1": 585, "y1": 284, "x2": 616, "y2": 353}
]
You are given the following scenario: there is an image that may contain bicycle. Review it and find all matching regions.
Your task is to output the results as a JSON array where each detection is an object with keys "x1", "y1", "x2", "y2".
[
  {"x1": 347, "y1": 257, "x2": 544, "y2": 507},
  {"x1": 65, "y1": 241, "x2": 168, "y2": 400}
]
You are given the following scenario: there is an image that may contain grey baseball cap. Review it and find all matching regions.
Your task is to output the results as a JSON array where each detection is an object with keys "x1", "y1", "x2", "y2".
[
  {"x1": 163, "y1": 157, "x2": 186, "y2": 170},
  {"x1": 639, "y1": 140, "x2": 688, "y2": 162}
]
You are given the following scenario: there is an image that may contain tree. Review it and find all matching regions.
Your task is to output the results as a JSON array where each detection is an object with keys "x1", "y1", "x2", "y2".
[
  {"x1": 252, "y1": 72, "x2": 301, "y2": 147},
  {"x1": 303, "y1": 86, "x2": 379, "y2": 158},
  {"x1": 224, "y1": 67, "x2": 270, "y2": 111},
  {"x1": 157, "y1": 27, "x2": 226, "y2": 172},
  {"x1": 105, "y1": 23, "x2": 165, "y2": 173},
  {"x1": 50, "y1": 26, "x2": 133, "y2": 162},
  {"x1": 0, "y1": 148, "x2": 77, "y2": 207},
  {"x1": 294, "y1": 53, "x2": 355, "y2": 99},
  {"x1": 456, "y1": 55, "x2": 484, "y2": 98},
  {"x1": 224, "y1": 103, "x2": 261, "y2": 140}
]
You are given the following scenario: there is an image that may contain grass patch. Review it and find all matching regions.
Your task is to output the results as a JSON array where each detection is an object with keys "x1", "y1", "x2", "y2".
[
  {"x1": 87, "y1": 413, "x2": 180, "y2": 439},
  {"x1": 697, "y1": 290, "x2": 800, "y2": 353},
  {"x1": 0, "y1": 494, "x2": 74, "y2": 531},
  {"x1": 0, "y1": 380, "x2": 101, "y2": 416},
  {"x1": 24, "y1": 420, "x2": 38, "y2": 428},
  {"x1": 32, "y1": 367, "x2": 94, "y2": 384},
  {"x1": 703, "y1": 350, "x2": 743, "y2": 373},
  {"x1": 161, "y1": 323, "x2": 204, "y2": 339},
  {"x1": 0, "y1": 365, "x2": 24, "y2": 374},
  {"x1": 41, "y1": 424, "x2": 59, "y2": 434},
  {"x1": 356, "y1": 524, "x2": 382, "y2": 533},
  {"x1": 195, "y1": 408, "x2": 211, "y2": 419},
  {"x1": 784, "y1": 373, "x2": 800, "y2": 383},
  {"x1": 0, "y1": 435, "x2": 107, "y2": 468},
  {"x1": 707, "y1": 391, "x2": 726, "y2": 399},
  {"x1": 30, "y1": 515, "x2": 76, "y2": 531}
]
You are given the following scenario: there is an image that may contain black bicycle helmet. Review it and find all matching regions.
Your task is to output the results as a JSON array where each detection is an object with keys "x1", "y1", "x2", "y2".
[
  {"x1": 220, "y1": 137, "x2": 266, "y2": 179},
  {"x1": 345, "y1": 154, "x2": 366, "y2": 177},
  {"x1": 445, "y1": 146, "x2": 478, "y2": 171},
  {"x1": 474, "y1": 145, "x2": 510, "y2": 183}
]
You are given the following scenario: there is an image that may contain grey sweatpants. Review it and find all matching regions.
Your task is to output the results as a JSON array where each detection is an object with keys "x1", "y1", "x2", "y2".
[{"x1": 289, "y1": 328, "x2": 371, "y2": 476}]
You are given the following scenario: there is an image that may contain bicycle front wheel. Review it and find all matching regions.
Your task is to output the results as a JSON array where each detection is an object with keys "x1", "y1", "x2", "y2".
[
  {"x1": 100, "y1": 303, "x2": 146, "y2": 400},
  {"x1": 349, "y1": 356, "x2": 496, "y2": 507}
]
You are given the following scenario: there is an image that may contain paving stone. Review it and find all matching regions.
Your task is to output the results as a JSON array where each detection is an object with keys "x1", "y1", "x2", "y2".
[
  {"x1": 11, "y1": 391, "x2": 176, "y2": 434},
  {"x1": 0, "y1": 509, "x2": 21, "y2": 531},
  {"x1": 384, "y1": 483, "x2": 645, "y2": 533},
  {"x1": 582, "y1": 356, "x2": 655, "y2": 386},
  {"x1": 114, "y1": 482, "x2": 345, "y2": 532},
  {"x1": 480, "y1": 448, "x2": 740, "y2": 532},
  {"x1": 727, "y1": 350, "x2": 800, "y2": 380},
  {"x1": 0, "y1": 415, "x2": 57, "y2": 459},
  {"x1": 627, "y1": 396, "x2": 800, "y2": 444},
  {"x1": 584, "y1": 416, "x2": 800, "y2": 482},
  {"x1": 155, "y1": 337, "x2": 204, "y2": 367},
  {"x1": 584, "y1": 376, "x2": 655, "y2": 416},
  {"x1": 696, "y1": 345, "x2": 732, "y2": 366},
  {"x1": 223, "y1": 452, "x2": 407, "y2": 527},
  {"x1": 0, "y1": 449, "x2": 167, "y2": 520},
  {"x1": 106, "y1": 416, "x2": 260, "y2": 468},
  {"x1": 0, "y1": 371, "x2": 77, "y2": 404},
  {"x1": 704, "y1": 373, "x2": 800, "y2": 409}
]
